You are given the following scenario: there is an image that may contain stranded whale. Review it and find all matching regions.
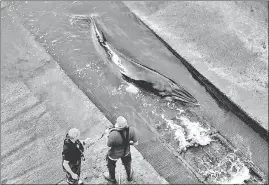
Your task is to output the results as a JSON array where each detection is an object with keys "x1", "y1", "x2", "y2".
[{"x1": 90, "y1": 16, "x2": 199, "y2": 105}]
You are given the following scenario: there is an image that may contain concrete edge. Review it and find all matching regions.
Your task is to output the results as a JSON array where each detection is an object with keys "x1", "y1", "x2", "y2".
[
  {"x1": 1, "y1": 1, "x2": 10, "y2": 10},
  {"x1": 126, "y1": 9, "x2": 268, "y2": 142}
]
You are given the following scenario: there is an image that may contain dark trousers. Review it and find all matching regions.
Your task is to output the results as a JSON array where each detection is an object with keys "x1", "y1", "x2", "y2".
[
  {"x1": 106, "y1": 153, "x2": 132, "y2": 180},
  {"x1": 64, "y1": 161, "x2": 81, "y2": 184}
]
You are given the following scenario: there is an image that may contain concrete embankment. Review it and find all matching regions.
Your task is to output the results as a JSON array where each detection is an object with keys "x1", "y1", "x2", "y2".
[
  {"x1": 124, "y1": 1, "x2": 268, "y2": 138},
  {"x1": 1, "y1": 9, "x2": 168, "y2": 184},
  {"x1": 1, "y1": 1, "x2": 9, "y2": 9}
]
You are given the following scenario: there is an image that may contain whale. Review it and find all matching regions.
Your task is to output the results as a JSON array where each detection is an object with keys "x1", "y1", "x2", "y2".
[{"x1": 90, "y1": 16, "x2": 199, "y2": 106}]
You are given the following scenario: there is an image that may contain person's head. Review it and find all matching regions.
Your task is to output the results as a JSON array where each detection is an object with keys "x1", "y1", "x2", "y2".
[
  {"x1": 115, "y1": 116, "x2": 128, "y2": 129},
  {"x1": 68, "y1": 128, "x2": 80, "y2": 141}
]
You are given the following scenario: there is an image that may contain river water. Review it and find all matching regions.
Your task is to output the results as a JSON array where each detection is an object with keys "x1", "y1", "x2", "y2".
[{"x1": 3, "y1": 1, "x2": 267, "y2": 183}]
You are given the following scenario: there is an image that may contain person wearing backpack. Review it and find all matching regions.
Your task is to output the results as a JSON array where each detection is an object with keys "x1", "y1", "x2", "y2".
[
  {"x1": 103, "y1": 116, "x2": 138, "y2": 183},
  {"x1": 62, "y1": 128, "x2": 92, "y2": 185}
]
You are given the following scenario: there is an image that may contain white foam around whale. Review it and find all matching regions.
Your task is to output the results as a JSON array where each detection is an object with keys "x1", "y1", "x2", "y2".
[
  {"x1": 161, "y1": 114, "x2": 212, "y2": 151},
  {"x1": 125, "y1": 83, "x2": 139, "y2": 94}
]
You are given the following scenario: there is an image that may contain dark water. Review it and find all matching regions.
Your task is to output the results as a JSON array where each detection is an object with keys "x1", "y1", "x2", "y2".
[{"x1": 4, "y1": 1, "x2": 267, "y2": 181}]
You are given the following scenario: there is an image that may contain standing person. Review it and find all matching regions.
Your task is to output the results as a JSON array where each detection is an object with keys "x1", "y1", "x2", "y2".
[
  {"x1": 103, "y1": 116, "x2": 138, "y2": 183},
  {"x1": 62, "y1": 128, "x2": 93, "y2": 185}
]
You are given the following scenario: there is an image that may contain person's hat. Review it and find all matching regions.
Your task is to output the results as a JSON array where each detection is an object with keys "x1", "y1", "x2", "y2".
[
  {"x1": 68, "y1": 128, "x2": 80, "y2": 139},
  {"x1": 116, "y1": 116, "x2": 128, "y2": 128}
]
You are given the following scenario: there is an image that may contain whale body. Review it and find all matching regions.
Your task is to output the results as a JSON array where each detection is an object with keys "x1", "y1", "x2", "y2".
[{"x1": 90, "y1": 16, "x2": 199, "y2": 106}]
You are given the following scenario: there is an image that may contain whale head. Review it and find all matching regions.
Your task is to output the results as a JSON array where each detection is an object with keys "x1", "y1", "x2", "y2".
[{"x1": 90, "y1": 16, "x2": 106, "y2": 43}]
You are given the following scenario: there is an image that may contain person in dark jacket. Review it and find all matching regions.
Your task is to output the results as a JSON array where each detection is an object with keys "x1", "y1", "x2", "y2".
[
  {"x1": 103, "y1": 116, "x2": 138, "y2": 183},
  {"x1": 62, "y1": 128, "x2": 92, "y2": 185}
]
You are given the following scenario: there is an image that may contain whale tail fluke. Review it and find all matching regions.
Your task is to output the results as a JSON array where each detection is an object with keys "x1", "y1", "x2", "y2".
[{"x1": 172, "y1": 88, "x2": 199, "y2": 106}]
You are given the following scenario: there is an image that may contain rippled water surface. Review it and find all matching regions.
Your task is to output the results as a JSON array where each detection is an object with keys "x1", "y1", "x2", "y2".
[{"x1": 3, "y1": 1, "x2": 267, "y2": 183}]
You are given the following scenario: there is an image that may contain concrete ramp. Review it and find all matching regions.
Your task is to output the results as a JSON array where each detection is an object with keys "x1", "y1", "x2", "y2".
[{"x1": 136, "y1": 139, "x2": 200, "y2": 184}]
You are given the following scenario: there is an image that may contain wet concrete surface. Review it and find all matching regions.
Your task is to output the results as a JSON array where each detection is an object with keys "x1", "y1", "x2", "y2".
[
  {"x1": 1, "y1": 1, "x2": 268, "y2": 184},
  {"x1": 1, "y1": 1, "x2": 9, "y2": 10}
]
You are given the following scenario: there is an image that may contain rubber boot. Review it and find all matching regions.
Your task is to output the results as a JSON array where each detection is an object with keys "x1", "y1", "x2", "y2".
[
  {"x1": 103, "y1": 168, "x2": 116, "y2": 183},
  {"x1": 124, "y1": 165, "x2": 133, "y2": 181}
]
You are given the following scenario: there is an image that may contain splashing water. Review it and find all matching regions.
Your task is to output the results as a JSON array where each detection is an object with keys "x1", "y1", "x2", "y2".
[
  {"x1": 179, "y1": 117, "x2": 212, "y2": 146},
  {"x1": 125, "y1": 83, "x2": 139, "y2": 94},
  {"x1": 161, "y1": 113, "x2": 212, "y2": 152},
  {"x1": 200, "y1": 153, "x2": 251, "y2": 184}
]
